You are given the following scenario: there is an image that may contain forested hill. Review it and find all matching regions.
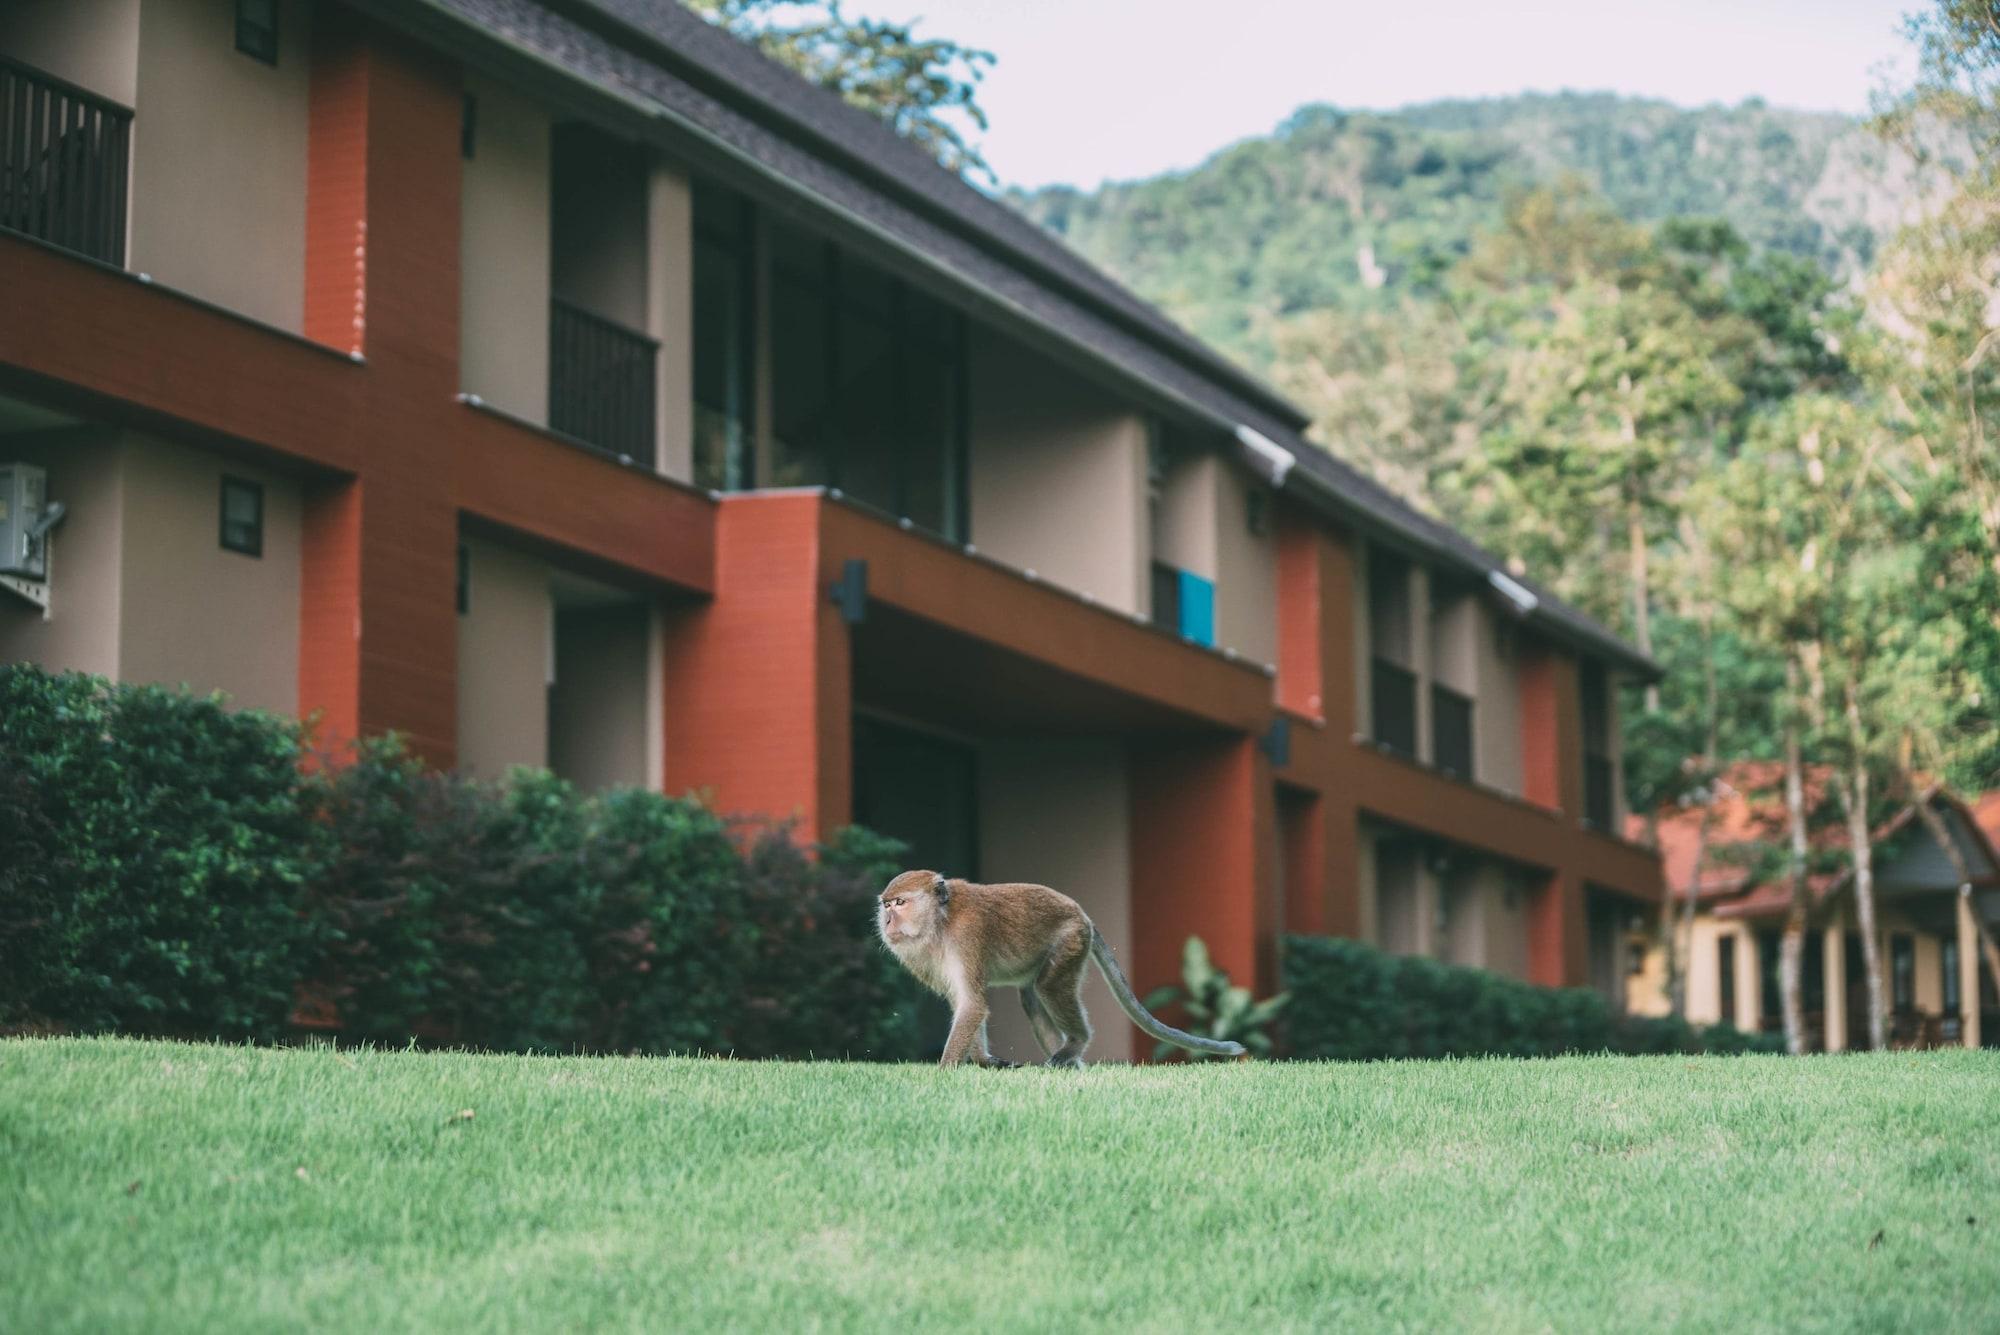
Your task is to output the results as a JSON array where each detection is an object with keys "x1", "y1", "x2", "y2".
[{"x1": 1012, "y1": 92, "x2": 1927, "y2": 360}]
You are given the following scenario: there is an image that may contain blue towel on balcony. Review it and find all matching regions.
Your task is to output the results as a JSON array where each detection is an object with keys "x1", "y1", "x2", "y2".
[{"x1": 1177, "y1": 570, "x2": 1216, "y2": 648}]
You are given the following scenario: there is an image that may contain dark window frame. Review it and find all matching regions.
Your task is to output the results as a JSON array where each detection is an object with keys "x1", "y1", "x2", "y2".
[
  {"x1": 1718, "y1": 933, "x2": 1738, "y2": 1024},
  {"x1": 769, "y1": 223, "x2": 970, "y2": 541},
  {"x1": 460, "y1": 92, "x2": 478, "y2": 159},
  {"x1": 693, "y1": 183, "x2": 759, "y2": 492},
  {"x1": 235, "y1": 0, "x2": 280, "y2": 65},
  {"x1": 219, "y1": 476, "x2": 264, "y2": 557},
  {"x1": 1891, "y1": 933, "x2": 1915, "y2": 1012}
]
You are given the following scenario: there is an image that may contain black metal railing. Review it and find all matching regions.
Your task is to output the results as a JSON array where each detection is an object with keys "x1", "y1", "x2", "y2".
[
  {"x1": 1371, "y1": 657, "x2": 1418, "y2": 760},
  {"x1": 0, "y1": 55, "x2": 132, "y2": 266},
  {"x1": 1584, "y1": 750, "x2": 1615, "y2": 830},
  {"x1": 549, "y1": 297, "x2": 658, "y2": 461},
  {"x1": 1432, "y1": 683, "x2": 1475, "y2": 780}
]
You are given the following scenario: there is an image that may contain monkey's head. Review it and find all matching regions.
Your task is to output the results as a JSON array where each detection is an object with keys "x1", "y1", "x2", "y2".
[{"x1": 878, "y1": 869, "x2": 950, "y2": 945}]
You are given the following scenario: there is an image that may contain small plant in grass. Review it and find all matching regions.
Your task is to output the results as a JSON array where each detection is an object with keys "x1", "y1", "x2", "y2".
[{"x1": 1142, "y1": 936, "x2": 1288, "y2": 1060}]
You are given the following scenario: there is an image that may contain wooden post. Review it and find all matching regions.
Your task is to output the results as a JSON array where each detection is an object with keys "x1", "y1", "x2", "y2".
[
  {"x1": 1823, "y1": 919, "x2": 1847, "y2": 1053},
  {"x1": 1960, "y1": 893, "x2": 1982, "y2": 1050}
]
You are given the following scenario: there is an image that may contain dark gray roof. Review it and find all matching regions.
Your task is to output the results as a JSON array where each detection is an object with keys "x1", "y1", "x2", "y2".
[{"x1": 364, "y1": 0, "x2": 1655, "y2": 677}]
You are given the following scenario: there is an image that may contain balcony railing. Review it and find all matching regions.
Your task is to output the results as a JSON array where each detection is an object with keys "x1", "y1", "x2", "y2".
[
  {"x1": 1584, "y1": 750, "x2": 1616, "y2": 830},
  {"x1": 1370, "y1": 657, "x2": 1417, "y2": 760},
  {"x1": 1431, "y1": 683, "x2": 1475, "y2": 780},
  {"x1": 549, "y1": 298, "x2": 658, "y2": 462},
  {"x1": 0, "y1": 55, "x2": 132, "y2": 266}
]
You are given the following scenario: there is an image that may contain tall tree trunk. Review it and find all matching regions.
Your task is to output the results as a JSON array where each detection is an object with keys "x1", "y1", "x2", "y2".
[
  {"x1": 1626, "y1": 483, "x2": 1659, "y2": 713},
  {"x1": 1781, "y1": 659, "x2": 1809, "y2": 1055},
  {"x1": 1841, "y1": 686, "x2": 1887, "y2": 1050}
]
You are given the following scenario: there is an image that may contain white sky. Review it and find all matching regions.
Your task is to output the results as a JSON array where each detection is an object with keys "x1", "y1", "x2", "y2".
[{"x1": 875, "y1": 0, "x2": 1923, "y2": 188}]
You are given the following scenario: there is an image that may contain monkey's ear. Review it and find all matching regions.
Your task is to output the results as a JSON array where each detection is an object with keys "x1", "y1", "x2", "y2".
[{"x1": 933, "y1": 875, "x2": 951, "y2": 905}]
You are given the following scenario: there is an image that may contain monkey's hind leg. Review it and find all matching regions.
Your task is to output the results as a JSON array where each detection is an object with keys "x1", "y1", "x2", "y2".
[
  {"x1": 974, "y1": 1019, "x2": 1020, "y2": 1069},
  {"x1": 1020, "y1": 987, "x2": 1061, "y2": 1059},
  {"x1": 1036, "y1": 929, "x2": 1093, "y2": 1069}
]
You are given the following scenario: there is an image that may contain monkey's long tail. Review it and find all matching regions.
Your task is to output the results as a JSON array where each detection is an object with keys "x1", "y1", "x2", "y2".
[{"x1": 1088, "y1": 928, "x2": 1247, "y2": 1058}]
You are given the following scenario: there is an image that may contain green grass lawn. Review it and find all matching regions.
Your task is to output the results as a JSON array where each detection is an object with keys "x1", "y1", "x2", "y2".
[{"x1": 3, "y1": 1039, "x2": 1997, "y2": 1332}]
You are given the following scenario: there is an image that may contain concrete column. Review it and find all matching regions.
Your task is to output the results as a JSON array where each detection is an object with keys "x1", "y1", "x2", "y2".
[
  {"x1": 1736, "y1": 928, "x2": 1761, "y2": 1031},
  {"x1": 646, "y1": 164, "x2": 693, "y2": 481},
  {"x1": 298, "y1": 11, "x2": 464, "y2": 765},
  {"x1": 1131, "y1": 734, "x2": 1264, "y2": 1008},
  {"x1": 1823, "y1": 921, "x2": 1847, "y2": 1053},
  {"x1": 1528, "y1": 868, "x2": 1586, "y2": 988},
  {"x1": 1960, "y1": 893, "x2": 1982, "y2": 1049},
  {"x1": 660, "y1": 495, "x2": 849, "y2": 837}
]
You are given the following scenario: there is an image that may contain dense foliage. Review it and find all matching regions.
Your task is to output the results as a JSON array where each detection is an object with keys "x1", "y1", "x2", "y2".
[
  {"x1": 0, "y1": 665, "x2": 926, "y2": 1060},
  {"x1": 0, "y1": 668, "x2": 321, "y2": 1041},
  {"x1": 1283, "y1": 936, "x2": 1779, "y2": 1060},
  {"x1": 1014, "y1": 15, "x2": 2000, "y2": 1048}
]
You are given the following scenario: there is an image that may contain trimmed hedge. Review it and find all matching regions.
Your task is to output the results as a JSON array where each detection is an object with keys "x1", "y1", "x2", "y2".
[
  {"x1": 1282, "y1": 935, "x2": 1783, "y2": 1060},
  {"x1": 0, "y1": 665, "x2": 926, "y2": 1059},
  {"x1": 1, "y1": 668, "x2": 321, "y2": 1040}
]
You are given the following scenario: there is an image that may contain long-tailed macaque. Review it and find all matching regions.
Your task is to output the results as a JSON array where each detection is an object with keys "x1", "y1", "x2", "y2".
[{"x1": 876, "y1": 869, "x2": 1246, "y2": 1068}]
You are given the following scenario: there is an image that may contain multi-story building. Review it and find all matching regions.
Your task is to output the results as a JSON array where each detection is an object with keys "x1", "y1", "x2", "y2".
[{"x1": 0, "y1": 0, "x2": 1662, "y2": 1059}]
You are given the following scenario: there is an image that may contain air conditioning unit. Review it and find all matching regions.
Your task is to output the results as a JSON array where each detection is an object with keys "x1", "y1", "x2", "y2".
[{"x1": 0, "y1": 463, "x2": 65, "y2": 585}]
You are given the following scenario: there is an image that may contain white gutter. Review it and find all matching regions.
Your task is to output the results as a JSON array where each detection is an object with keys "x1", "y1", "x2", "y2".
[
  {"x1": 1487, "y1": 569, "x2": 1540, "y2": 617},
  {"x1": 1233, "y1": 424, "x2": 1296, "y2": 488}
]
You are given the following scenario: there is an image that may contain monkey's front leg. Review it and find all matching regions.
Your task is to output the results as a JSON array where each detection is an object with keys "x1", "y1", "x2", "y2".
[{"x1": 938, "y1": 962, "x2": 991, "y2": 1068}]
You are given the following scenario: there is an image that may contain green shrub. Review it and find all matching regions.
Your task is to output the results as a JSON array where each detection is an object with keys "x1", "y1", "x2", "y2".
[
  {"x1": 730, "y1": 824, "x2": 929, "y2": 1061},
  {"x1": 1282, "y1": 934, "x2": 1783, "y2": 1060},
  {"x1": 1141, "y1": 936, "x2": 1287, "y2": 1060},
  {"x1": 583, "y1": 784, "x2": 751, "y2": 1055},
  {"x1": 0, "y1": 666, "x2": 320, "y2": 1040}
]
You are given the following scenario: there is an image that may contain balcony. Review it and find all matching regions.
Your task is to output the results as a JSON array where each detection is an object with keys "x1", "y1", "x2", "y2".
[
  {"x1": 1584, "y1": 750, "x2": 1616, "y2": 830},
  {"x1": 0, "y1": 55, "x2": 131, "y2": 267},
  {"x1": 549, "y1": 298, "x2": 657, "y2": 462},
  {"x1": 1370, "y1": 657, "x2": 1417, "y2": 761},
  {"x1": 1432, "y1": 682, "x2": 1474, "y2": 780}
]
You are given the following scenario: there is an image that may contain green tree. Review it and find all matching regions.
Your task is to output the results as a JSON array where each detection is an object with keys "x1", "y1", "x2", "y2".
[{"x1": 686, "y1": 0, "x2": 994, "y2": 179}]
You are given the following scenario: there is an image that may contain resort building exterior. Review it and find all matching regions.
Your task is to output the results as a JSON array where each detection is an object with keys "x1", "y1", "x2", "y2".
[
  {"x1": 1629, "y1": 764, "x2": 2000, "y2": 1050},
  {"x1": 1, "y1": 0, "x2": 1664, "y2": 1059}
]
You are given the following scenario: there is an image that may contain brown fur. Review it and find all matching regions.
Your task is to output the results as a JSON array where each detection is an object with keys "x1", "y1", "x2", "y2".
[{"x1": 876, "y1": 869, "x2": 1246, "y2": 1068}]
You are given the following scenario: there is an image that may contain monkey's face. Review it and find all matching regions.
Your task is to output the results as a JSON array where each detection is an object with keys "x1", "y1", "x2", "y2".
[{"x1": 878, "y1": 870, "x2": 948, "y2": 945}]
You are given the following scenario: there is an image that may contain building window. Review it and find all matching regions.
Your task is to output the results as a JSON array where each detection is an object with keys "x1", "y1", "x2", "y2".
[
  {"x1": 1580, "y1": 659, "x2": 1615, "y2": 829},
  {"x1": 1890, "y1": 934, "x2": 1915, "y2": 1012},
  {"x1": 219, "y1": 477, "x2": 263, "y2": 557},
  {"x1": 1944, "y1": 938, "x2": 1961, "y2": 1012},
  {"x1": 693, "y1": 181, "x2": 756, "y2": 493},
  {"x1": 769, "y1": 219, "x2": 968, "y2": 540},
  {"x1": 460, "y1": 93, "x2": 478, "y2": 159},
  {"x1": 235, "y1": 0, "x2": 280, "y2": 65},
  {"x1": 1718, "y1": 934, "x2": 1737, "y2": 1024}
]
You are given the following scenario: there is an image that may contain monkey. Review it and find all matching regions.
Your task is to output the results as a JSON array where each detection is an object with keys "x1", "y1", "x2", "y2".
[{"x1": 876, "y1": 869, "x2": 1246, "y2": 1068}]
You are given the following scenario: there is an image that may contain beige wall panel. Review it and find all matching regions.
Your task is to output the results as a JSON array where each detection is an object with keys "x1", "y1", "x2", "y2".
[
  {"x1": 116, "y1": 434, "x2": 300, "y2": 715},
  {"x1": 1914, "y1": 932, "x2": 1943, "y2": 1014},
  {"x1": 456, "y1": 539, "x2": 551, "y2": 780},
  {"x1": 1211, "y1": 457, "x2": 1277, "y2": 667},
  {"x1": 977, "y1": 740, "x2": 1132, "y2": 1063},
  {"x1": 130, "y1": 0, "x2": 309, "y2": 332},
  {"x1": 969, "y1": 330, "x2": 1148, "y2": 615},
  {"x1": 1, "y1": 0, "x2": 142, "y2": 106},
  {"x1": 460, "y1": 77, "x2": 551, "y2": 425},
  {"x1": 1482, "y1": 867, "x2": 1531, "y2": 981},
  {"x1": 1474, "y1": 603, "x2": 1524, "y2": 796},
  {"x1": 0, "y1": 431, "x2": 125, "y2": 679},
  {"x1": 1152, "y1": 448, "x2": 1215, "y2": 580},
  {"x1": 647, "y1": 163, "x2": 694, "y2": 481},
  {"x1": 1430, "y1": 592, "x2": 1477, "y2": 694},
  {"x1": 549, "y1": 603, "x2": 650, "y2": 791}
]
